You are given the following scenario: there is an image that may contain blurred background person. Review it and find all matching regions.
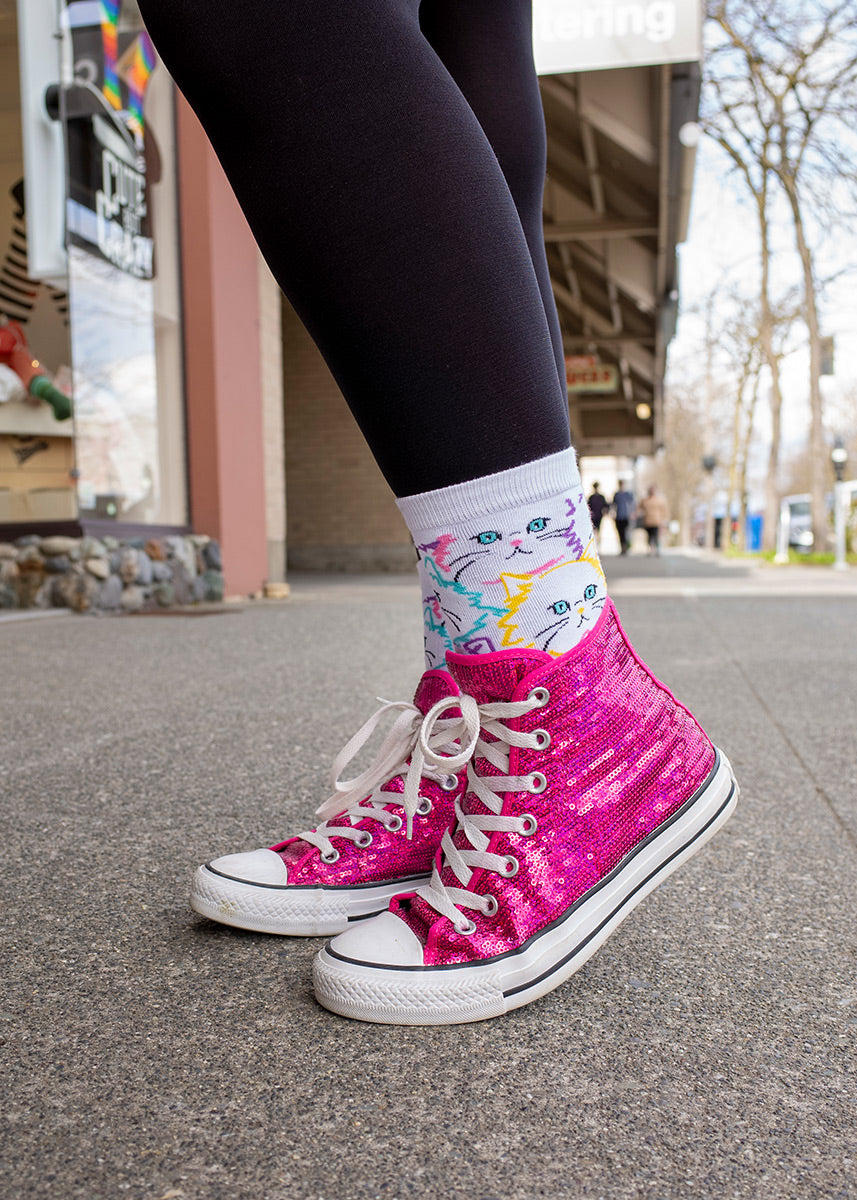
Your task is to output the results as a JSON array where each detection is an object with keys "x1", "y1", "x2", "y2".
[
  {"x1": 587, "y1": 481, "x2": 609, "y2": 545},
  {"x1": 638, "y1": 484, "x2": 670, "y2": 556},
  {"x1": 612, "y1": 478, "x2": 635, "y2": 556}
]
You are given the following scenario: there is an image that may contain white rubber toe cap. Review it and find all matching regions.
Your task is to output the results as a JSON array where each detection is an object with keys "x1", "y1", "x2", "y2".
[
  {"x1": 327, "y1": 909, "x2": 425, "y2": 966},
  {"x1": 207, "y1": 848, "x2": 288, "y2": 886}
]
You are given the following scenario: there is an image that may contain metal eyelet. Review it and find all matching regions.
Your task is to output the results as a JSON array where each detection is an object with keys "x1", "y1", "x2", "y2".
[
  {"x1": 532, "y1": 728, "x2": 551, "y2": 751},
  {"x1": 500, "y1": 855, "x2": 519, "y2": 877},
  {"x1": 440, "y1": 774, "x2": 459, "y2": 792},
  {"x1": 384, "y1": 814, "x2": 403, "y2": 832},
  {"x1": 355, "y1": 831, "x2": 373, "y2": 848},
  {"x1": 528, "y1": 772, "x2": 547, "y2": 794},
  {"x1": 454, "y1": 918, "x2": 477, "y2": 936},
  {"x1": 519, "y1": 813, "x2": 538, "y2": 836},
  {"x1": 320, "y1": 848, "x2": 340, "y2": 864},
  {"x1": 528, "y1": 686, "x2": 550, "y2": 708},
  {"x1": 482, "y1": 894, "x2": 499, "y2": 917},
  {"x1": 416, "y1": 796, "x2": 433, "y2": 816}
]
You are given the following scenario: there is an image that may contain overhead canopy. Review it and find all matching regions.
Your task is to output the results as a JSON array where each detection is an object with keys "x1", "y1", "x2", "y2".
[{"x1": 540, "y1": 60, "x2": 700, "y2": 457}]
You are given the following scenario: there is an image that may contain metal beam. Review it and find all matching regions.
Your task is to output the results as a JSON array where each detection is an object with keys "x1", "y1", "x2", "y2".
[
  {"x1": 546, "y1": 135, "x2": 657, "y2": 221},
  {"x1": 543, "y1": 220, "x2": 659, "y2": 242},
  {"x1": 540, "y1": 76, "x2": 659, "y2": 167},
  {"x1": 564, "y1": 334, "x2": 656, "y2": 346},
  {"x1": 553, "y1": 278, "x2": 655, "y2": 381}
]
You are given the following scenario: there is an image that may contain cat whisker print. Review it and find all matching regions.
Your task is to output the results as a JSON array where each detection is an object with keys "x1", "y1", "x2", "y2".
[
  {"x1": 532, "y1": 611, "x2": 571, "y2": 653},
  {"x1": 445, "y1": 546, "x2": 492, "y2": 583}
]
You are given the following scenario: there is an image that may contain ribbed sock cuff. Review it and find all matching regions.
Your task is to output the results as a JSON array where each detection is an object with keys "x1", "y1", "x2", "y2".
[{"x1": 396, "y1": 448, "x2": 580, "y2": 535}]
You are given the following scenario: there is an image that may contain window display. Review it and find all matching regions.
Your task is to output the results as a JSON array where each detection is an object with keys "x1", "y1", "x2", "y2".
[
  {"x1": 0, "y1": 0, "x2": 186, "y2": 528},
  {"x1": 62, "y1": 0, "x2": 186, "y2": 525}
]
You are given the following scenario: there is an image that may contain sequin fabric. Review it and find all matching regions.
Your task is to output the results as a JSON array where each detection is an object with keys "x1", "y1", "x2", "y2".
[
  {"x1": 270, "y1": 670, "x2": 462, "y2": 887},
  {"x1": 393, "y1": 599, "x2": 715, "y2": 965}
]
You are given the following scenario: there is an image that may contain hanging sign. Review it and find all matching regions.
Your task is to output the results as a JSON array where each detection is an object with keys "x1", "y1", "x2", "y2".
[
  {"x1": 566, "y1": 363, "x2": 619, "y2": 392},
  {"x1": 533, "y1": 0, "x2": 702, "y2": 75}
]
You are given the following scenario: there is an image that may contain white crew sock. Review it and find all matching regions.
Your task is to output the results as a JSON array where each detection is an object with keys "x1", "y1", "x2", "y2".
[{"x1": 396, "y1": 448, "x2": 606, "y2": 666}]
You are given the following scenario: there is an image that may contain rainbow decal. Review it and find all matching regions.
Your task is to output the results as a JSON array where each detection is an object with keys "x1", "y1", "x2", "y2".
[
  {"x1": 99, "y1": 0, "x2": 122, "y2": 111},
  {"x1": 123, "y1": 33, "x2": 157, "y2": 139}
]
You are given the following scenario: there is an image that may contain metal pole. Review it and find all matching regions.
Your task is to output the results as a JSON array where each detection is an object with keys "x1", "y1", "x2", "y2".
[
  {"x1": 773, "y1": 500, "x2": 790, "y2": 564},
  {"x1": 832, "y1": 480, "x2": 855, "y2": 571}
]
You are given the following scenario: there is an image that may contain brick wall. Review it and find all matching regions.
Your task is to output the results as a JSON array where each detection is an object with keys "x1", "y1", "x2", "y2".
[{"x1": 281, "y1": 301, "x2": 414, "y2": 571}]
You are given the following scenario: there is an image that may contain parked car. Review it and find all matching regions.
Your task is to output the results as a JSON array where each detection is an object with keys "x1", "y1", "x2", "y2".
[{"x1": 784, "y1": 493, "x2": 813, "y2": 550}]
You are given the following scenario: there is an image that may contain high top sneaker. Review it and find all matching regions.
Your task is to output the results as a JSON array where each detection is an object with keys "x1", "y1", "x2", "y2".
[
  {"x1": 190, "y1": 670, "x2": 467, "y2": 936},
  {"x1": 313, "y1": 600, "x2": 738, "y2": 1023}
]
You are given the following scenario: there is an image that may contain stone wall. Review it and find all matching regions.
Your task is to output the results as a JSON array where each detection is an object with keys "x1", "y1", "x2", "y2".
[{"x1": 0, "y1": 534, "x2": 225, "y2": 613}]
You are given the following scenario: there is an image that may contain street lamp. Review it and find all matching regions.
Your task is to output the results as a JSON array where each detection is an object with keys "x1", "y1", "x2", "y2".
[
  {"x1": 832, "y1": 438, "x2": 849, "y2": 571},
  {"x1": 832, "y1": 437, "x2": 848, "y2": 483},
  {"x1": 701, "y1": 454, "x2": 717, "y2": 549}
]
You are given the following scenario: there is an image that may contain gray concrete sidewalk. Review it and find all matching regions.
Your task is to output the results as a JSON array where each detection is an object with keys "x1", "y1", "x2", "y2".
[{"x1": 3, "y1": 554, "x2": 856, "y2": 1200}]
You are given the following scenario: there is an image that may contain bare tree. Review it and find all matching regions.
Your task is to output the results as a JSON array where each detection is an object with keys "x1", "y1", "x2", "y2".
[
  {"x1": 722, "y1": 303, "x2": 762, "y2": 548},
  {"x1": 703, "y1": 0, "x2": 857, "y2": 549}
]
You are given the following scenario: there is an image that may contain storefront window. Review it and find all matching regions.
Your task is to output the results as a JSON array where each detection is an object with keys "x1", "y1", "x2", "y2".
[
  {"x1": 0, "y1": 0, "x2": 186, "y2": 529},
  {"x1": 63, "y1": 0, "x2": 186, "y2": 525}
]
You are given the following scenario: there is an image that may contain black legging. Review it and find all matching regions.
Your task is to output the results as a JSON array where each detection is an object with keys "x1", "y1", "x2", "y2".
[{"x1": 137, "y1": 0, "x2": 570, "y2": 495}]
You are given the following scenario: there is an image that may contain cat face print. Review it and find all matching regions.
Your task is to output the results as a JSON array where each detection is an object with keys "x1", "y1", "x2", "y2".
[
  {"x1": 530, "y1": 562, "x2": 606, "y2": 652},
  {"x1": 442, "y1": 514, "x2": 571, "y2": 585},
  {"x1": 500, "y1": 558, "x2": 606, "y2": 655},
  {"x1": 423, "y1": 588, "x2": 500, "y2": 661}
]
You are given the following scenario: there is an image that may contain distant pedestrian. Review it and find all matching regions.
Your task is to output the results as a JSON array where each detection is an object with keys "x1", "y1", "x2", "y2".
[
  {"x1": 612, "y1": 481, "x2": 635, "y2": 555},
  {"x1": 587, "y1": 482, "x2": 609, "y2": 539},
  {"x1": 638, "y1": 485, "x2": 670, "y2": 555}
]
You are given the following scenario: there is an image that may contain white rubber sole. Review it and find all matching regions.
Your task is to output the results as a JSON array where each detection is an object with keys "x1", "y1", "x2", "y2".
[
  {"x1": 313, "y1": 750, "x2": 739, "y2": 1023},
  {"x1": 189, "y1": 865, "x2": 431, "y2": 936}
]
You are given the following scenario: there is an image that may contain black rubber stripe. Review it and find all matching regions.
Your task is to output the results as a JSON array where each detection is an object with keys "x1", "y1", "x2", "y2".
[
  {"x1": 347, "y1": 908, "x2": 389, "y2": 924},
  {"x1": 325, "y1": 754, "x2": 728, "y2": 974},
  {"x1": 503, "y1": 781, "x2": 736, "y2": 997},
  {"x1": 203, "y1": 863, "x2": 428, "y2": 892}
]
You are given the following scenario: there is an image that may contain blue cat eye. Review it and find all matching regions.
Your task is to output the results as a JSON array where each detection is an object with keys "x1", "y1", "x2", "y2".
[
  {"x1": 583, "y1": 584, "x2": 598, "y2": 601},
  {"x1": 474, "y1": 530, "x2": 501, "y2": 545},
  {"x1": 550, "y1": 599, "x2": 571, "y2": 615},
  {"x1": 527, "y1": 517, "x2": 549, "y2": 533}
]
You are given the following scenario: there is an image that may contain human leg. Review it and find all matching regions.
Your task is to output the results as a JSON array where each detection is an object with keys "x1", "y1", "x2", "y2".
[
  {"x1": 418, "y1": 0, "x2": 566, "y2": 391},
  {"x1": 135, "y1": 0, "x2": 583, "y2": 929},
  {"x1": 137, "y1": 0, "x2": 569, "y2": 495},
  {"x1": 138, "y1": 2, "x2": 737, "y2": 1003},
  {"x1": 616, "y1": 517, "x2": 630, "y2": 553}
]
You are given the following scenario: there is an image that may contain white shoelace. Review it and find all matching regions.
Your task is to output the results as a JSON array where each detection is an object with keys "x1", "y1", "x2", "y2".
[
  {"x1": 302, "y1": 694, "x2": 482, "y2": 859},
  {"x1": 414, "y1": 690, "x2": 548, "y2": 934}
]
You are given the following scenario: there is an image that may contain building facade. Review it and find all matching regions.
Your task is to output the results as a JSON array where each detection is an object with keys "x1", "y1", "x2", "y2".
[{"x1": 0, "y1": 0, "x2": 700, "y2": 599}]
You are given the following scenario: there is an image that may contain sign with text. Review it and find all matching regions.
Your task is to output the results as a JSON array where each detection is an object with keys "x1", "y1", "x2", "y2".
[
  {"x1": 63, "y1": 1, "x2": 160, "y2": 520},
  {"x1": 566, "y1": 363, "x2": 619, "y2": 392},
  {"x1": 533, "y1": 0, "x2": 702, "y2": 74}
]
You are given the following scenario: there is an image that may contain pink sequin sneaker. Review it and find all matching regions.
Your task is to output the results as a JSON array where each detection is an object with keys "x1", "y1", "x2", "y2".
[
  {"x1": 189, "y1": 670, "x2": 467, "y2": 936},
  {"x1": 313, "y1": 600, "x2": 738, "y2": 1023}
]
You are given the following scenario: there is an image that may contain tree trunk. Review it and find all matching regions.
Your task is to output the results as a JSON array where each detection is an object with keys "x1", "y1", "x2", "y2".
[
  {"x1": 783, "y1": 174, "x2": 828, "y2": 550},
  {"x1": 738, "y1": 374, "x2": 760, "y2": 552},
  {"x1": 755, "y1": 186, "x2": 785, "y2": 553}
]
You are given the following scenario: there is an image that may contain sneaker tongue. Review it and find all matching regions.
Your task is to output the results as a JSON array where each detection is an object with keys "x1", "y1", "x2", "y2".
[
  {"x1": 413, "y1": 669, "x2": 460, "y2": 716},
  {"x1": 447, "y1": 651, "x2": 549, "y2": 705}
]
